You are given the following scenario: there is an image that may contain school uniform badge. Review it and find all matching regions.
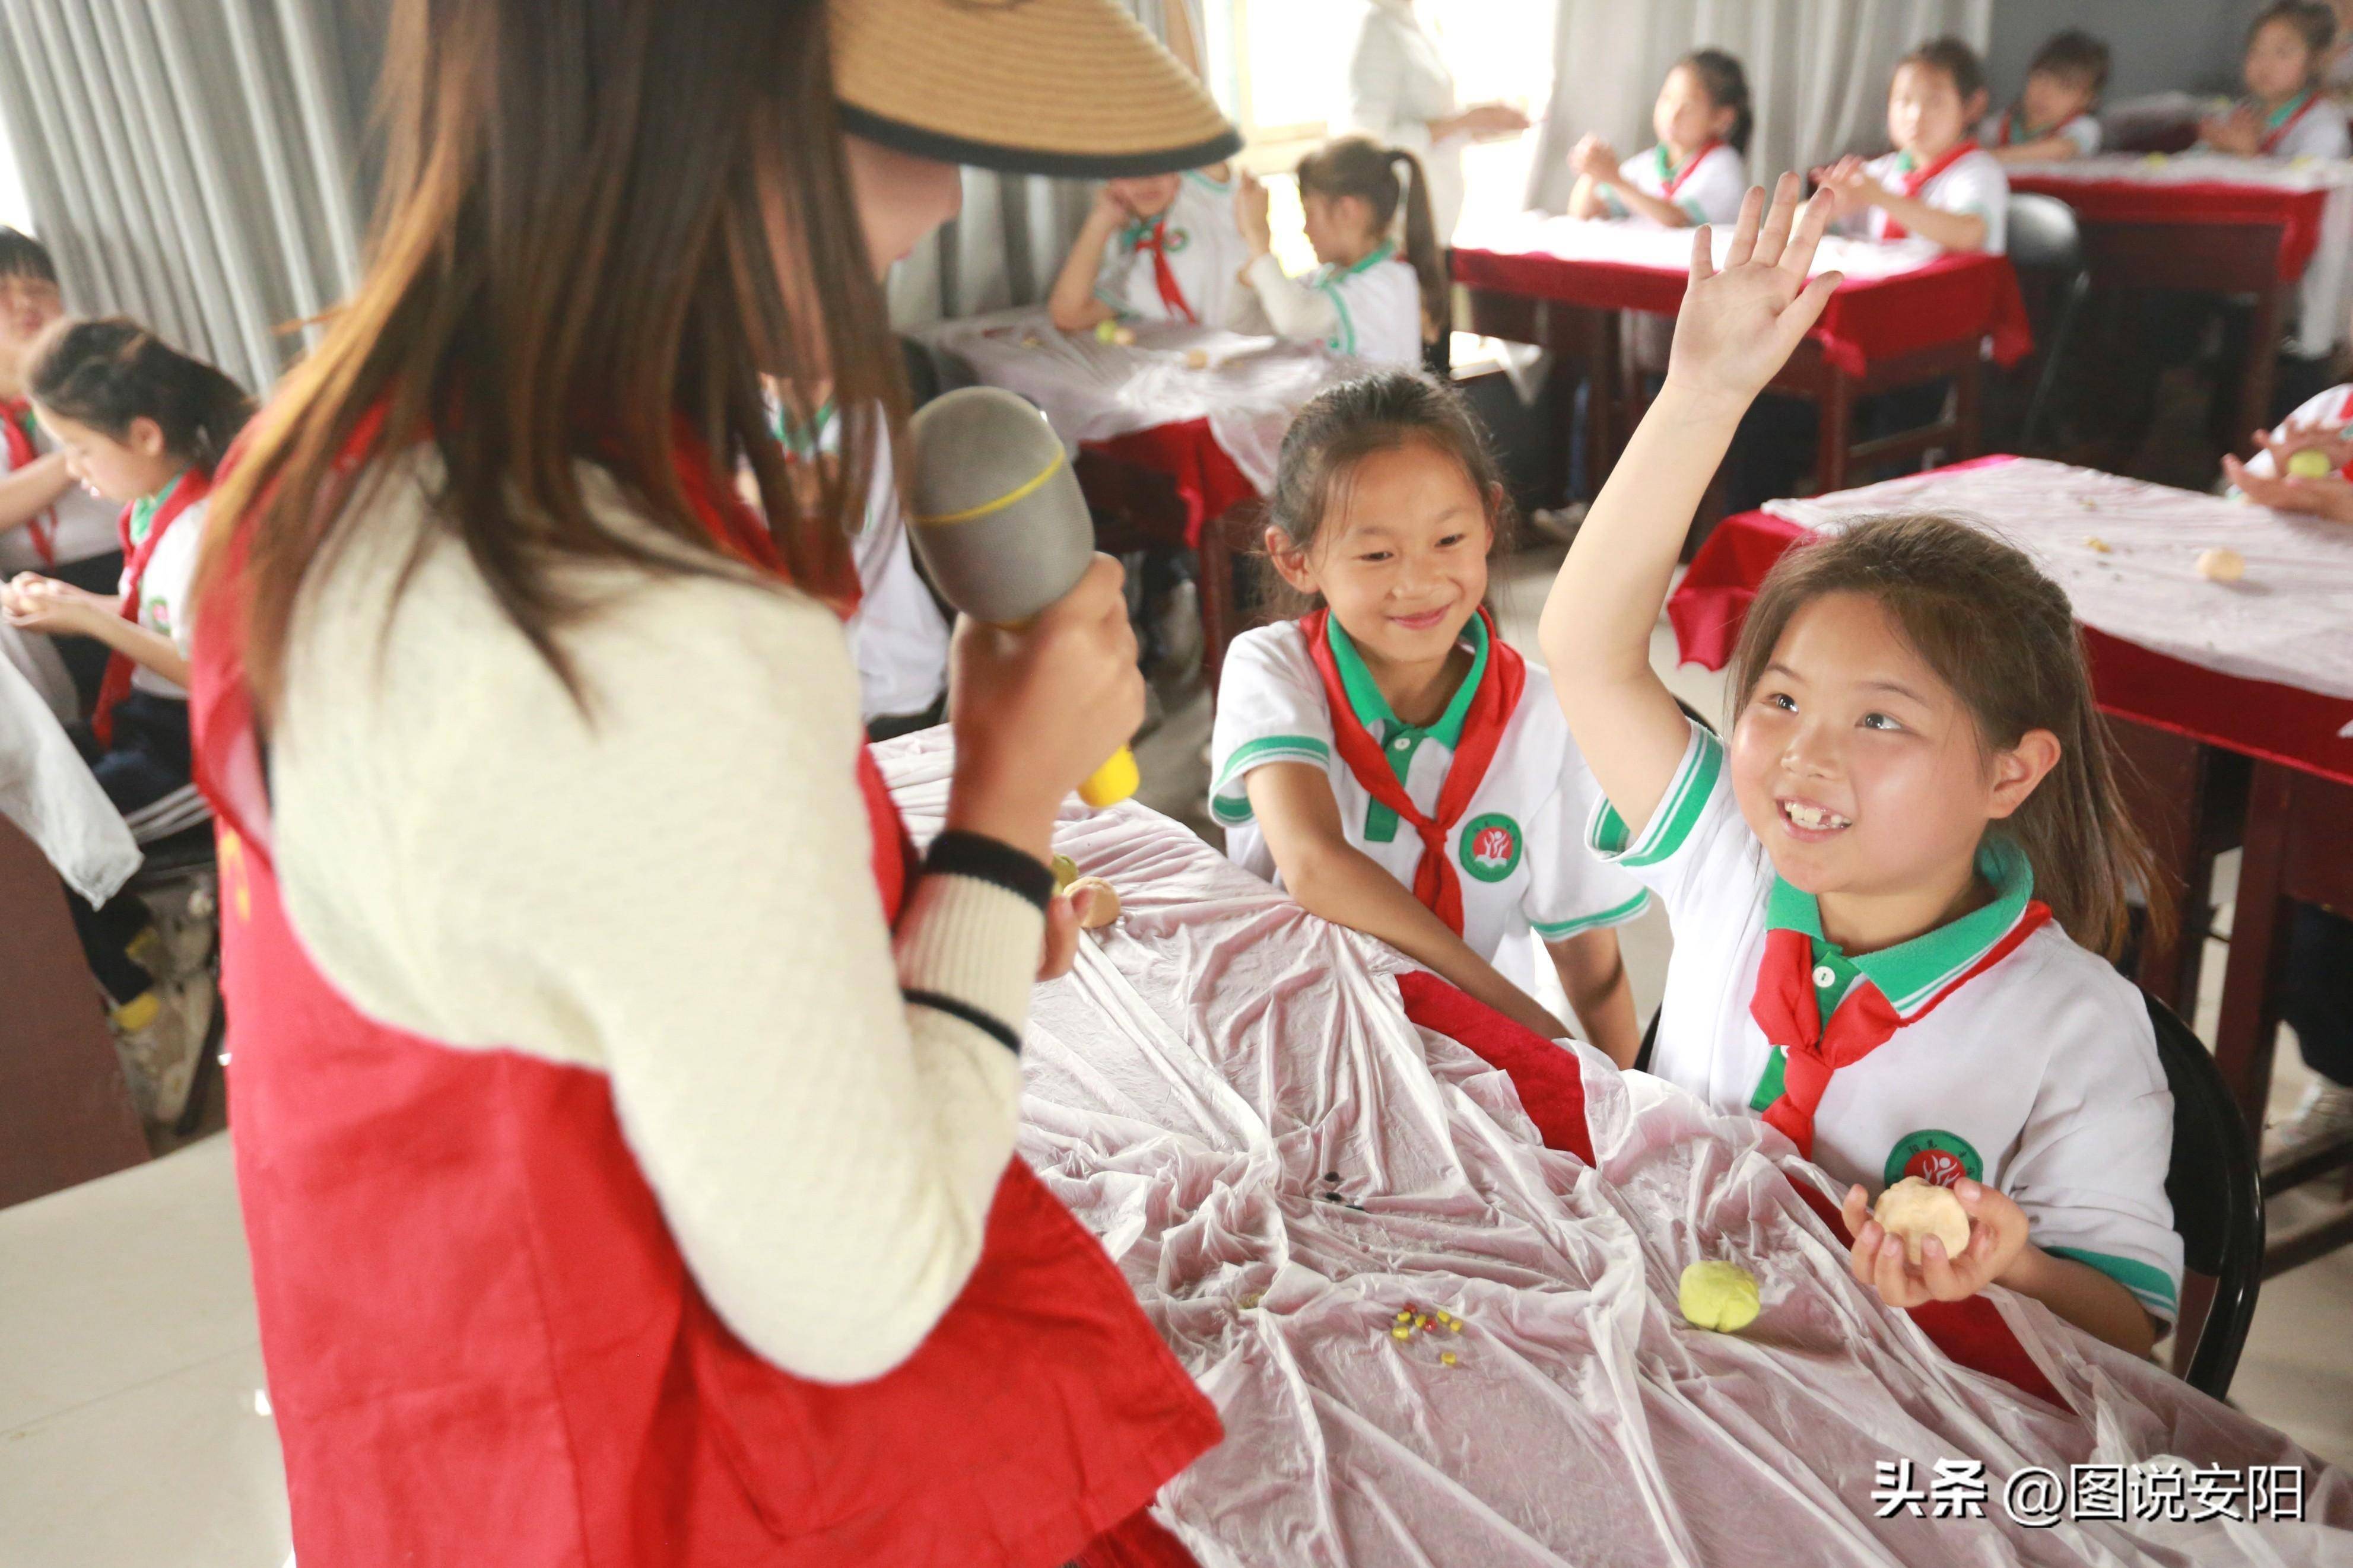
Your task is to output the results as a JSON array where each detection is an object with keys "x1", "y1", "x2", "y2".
[
  {"x1": 1457, "y1": 813, "x2": 1523, "y2": 882},
  {"x1": 1884, "y1": 1129, "x2": 1983, "y2": 1189}
]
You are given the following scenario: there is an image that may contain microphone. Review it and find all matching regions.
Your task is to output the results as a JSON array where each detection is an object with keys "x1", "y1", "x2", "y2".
[{"x1": 906, "y1": 386, "x2": 1139, "y2": 808}]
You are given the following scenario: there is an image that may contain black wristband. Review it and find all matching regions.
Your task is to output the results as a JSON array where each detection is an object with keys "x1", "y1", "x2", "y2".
[{"x1": 923, "y1": 829, "x2": 1055, "y2": 911}]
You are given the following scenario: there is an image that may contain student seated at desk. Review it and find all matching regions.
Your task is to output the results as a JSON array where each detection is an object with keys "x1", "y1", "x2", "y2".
[
  {"x1": 1544, "y1": 177, "x2": 2182, "y2": 1356},
  {"x1": 0, "y1": 319, "x2": 252, "y2": 1124},
  {"x1": 1566, "y1": 49, "x2": 1752, "y2": 229},
  {"x1": 1209, "y1": 370, "x2": 1644, "y2": 1064},
  {"x1": 1231, "y1": 136, "x2": 1446, "y2": 367},
  {"x1": 1047, "y1": 165, "x2": 1250, "y2": 334},
  {"x1": 1984, "y1": 30, "x2": 2109, "y2": 166},
  {"x1": 1816, "y1": 36, "x2": 2009, "y2": 253},
  {"x1": 2201, "y1": 2, "x2": 2352, "y2": 160}
]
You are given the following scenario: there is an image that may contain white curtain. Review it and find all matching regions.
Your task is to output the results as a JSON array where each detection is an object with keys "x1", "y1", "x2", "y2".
[
  {"x1": 1523, "y1": 0, "x2": 1992, "y2": 214},
  {"x1": 0, "y1": 0, "x2": 381, "y2": 398}
]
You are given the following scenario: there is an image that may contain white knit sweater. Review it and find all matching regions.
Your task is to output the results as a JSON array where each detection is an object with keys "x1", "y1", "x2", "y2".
[{"x1": 268, "y1": 453, "x2": 1043, "y2": 1382}]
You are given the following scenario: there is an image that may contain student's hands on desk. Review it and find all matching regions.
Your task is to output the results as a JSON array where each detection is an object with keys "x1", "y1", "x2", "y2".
[
  {"x1": 2224, "y1": 447, "x2": 2353, "y2": 524},
  {"x1": 1569, "y1": 135, "x2": 1621, "y2": 183},
  {"x1": 1, "y1": 572, "x2": 113, "y2": 635},
  {"x1": 2199, "y1": 106, "x2": 2265, "y2": 157},
  {"x1": 1810, "y1": 155, "x2": 1888, "y2": 221}
]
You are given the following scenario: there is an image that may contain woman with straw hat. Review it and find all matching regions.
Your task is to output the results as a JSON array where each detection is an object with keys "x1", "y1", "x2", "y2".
[{"x1": 190, "y1": 2, "x2": 1233, "y2": 1562}]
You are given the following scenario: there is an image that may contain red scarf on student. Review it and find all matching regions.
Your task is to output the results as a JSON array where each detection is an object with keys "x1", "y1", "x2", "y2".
[
  {"x1": 2260, "y1": 91, "x2": 2322, "y2": 154},
  {"x1": 1879, "y1": 139, "x2": 1980, "y2": 241},
  {"x1": 1301, "y1": 606, "x2": 1524, "y2": 936},
  {"x1": 1131, "y1": 217, "x2": 1197, "y2": 323},
  {"x1": 1660, "y1": 139, "x2": 1724, "y2": 198},
  {"x1": 91, "y1": 465, "x2": 211, "y2": 746},
  {"x1": 1747, "y1": 899, "x2": 2051, "y2": 1159},
  {"x1": 2, "y1": 396, "x2": 56, "y2": 565}
]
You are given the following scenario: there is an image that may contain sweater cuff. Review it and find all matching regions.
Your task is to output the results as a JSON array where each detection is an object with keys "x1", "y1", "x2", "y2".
[
  {"x1": 923, "y1": 830, "x2": 1055, "y2": 911},
  {"x1": 896, "y1": 838, "x2": 1050, "y2": 1054}
]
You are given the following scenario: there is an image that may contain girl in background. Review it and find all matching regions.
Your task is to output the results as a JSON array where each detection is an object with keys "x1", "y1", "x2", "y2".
[
  {"x1": 1211, "y1": 368, "x2": 1645, "y2": 1063},
  {"x1": 1983, "y1": 30, "x2": 2109, "y2": 165},
  {"x1": 1046, "y1": 164, "x2": 1252, "y2": 335},
  {"x1": 2202, "y1": 3, "x2": 2351, "y2": 159},
  {"x1": 1, "y1": 318, "x2": 252, "y2": 1121},
  {"x1": 1817, "y1": 36, "x2": 2009, "y2": 253},
  {"x1": 1568, "y1": 49, "x2": 1753, "y2": 229},
  {"x1": 1234, "y1": 135, "x2": 1446, "y2": 367}
]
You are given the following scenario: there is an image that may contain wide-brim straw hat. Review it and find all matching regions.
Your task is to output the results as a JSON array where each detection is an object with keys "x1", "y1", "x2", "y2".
[{"x1": 833, "y1": 0, "x2": 1242, "y2": 179}]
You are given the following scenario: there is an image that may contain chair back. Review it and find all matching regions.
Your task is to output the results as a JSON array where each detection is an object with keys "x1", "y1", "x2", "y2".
[
  {"x1": 2005, "y1": 195, "x2": 2082, "y2": 272},
  {"x1": 2144, "y1": 991, "x2": 2266, "y2": 1399}
]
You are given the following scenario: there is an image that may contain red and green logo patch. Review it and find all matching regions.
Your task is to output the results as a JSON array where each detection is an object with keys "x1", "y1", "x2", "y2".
[
  {"x1": 1457, "y1": 813, "x2": 1523, "y2": 882},
  {"x1": 1883, "y1": 1129, "x2": 1983, "y2": 1189}
]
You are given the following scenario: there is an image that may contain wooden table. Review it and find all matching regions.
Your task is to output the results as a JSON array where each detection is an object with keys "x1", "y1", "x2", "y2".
[{"x1": 1452, "y1": 225, "x2": 2031, "y2": 496}]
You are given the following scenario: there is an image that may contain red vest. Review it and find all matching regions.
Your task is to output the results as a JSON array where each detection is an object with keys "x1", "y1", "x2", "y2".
[{"x1": 189, "y1": 443, "x2": 1218, "y2": 1566}]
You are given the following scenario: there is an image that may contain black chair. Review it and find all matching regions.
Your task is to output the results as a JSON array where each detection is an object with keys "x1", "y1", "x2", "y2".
[
  {"x1": 2144, "y1": 991, "x2": 2266, "y2": 1400},
  {"x1": 2005, "y1": 194, "x2": 2090, "y2": 451}
]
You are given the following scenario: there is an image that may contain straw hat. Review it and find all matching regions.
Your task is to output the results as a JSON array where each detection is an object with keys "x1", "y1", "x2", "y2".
[{"x1": 832, "y1": 0, "x2": 1242, "y2": 179}]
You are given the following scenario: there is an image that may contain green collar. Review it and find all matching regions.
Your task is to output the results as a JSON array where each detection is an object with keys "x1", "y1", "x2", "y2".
[
  {"x1": 1764, "y1": 837, "x2": 2035, "y2": 1017},
  {"x1": 1334, "y1": 240, "x2": 1397, "y2": 279},
  {"x1": 773, "y1": 397, "x2": 836, "y2": 462},
  {"x1": 1181, "y1": 168, "x2": 1231, "y2": 196},
  {"x1": 2268, "y1": 90, "x2": 2316, "y2": 131},
  {"x1": 127, "y1": 469, "x2": 188, "y2": 546},
  {"x1": 1325, "y1": 610, "x2": 1486, "y2": 752},
  {"x1": 1654, "y1": 143, "x2": 1706, "y2": 184}
]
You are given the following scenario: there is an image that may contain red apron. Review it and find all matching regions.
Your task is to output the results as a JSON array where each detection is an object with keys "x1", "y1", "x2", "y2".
[{"x1": 190, "y1": 434, "x2": 1218, "y2": 1567}]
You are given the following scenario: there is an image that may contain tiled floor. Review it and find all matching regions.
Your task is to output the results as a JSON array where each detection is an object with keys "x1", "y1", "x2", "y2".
[{"x1": 3, "y1": 543, "x2": 2348, "y2": 1566}]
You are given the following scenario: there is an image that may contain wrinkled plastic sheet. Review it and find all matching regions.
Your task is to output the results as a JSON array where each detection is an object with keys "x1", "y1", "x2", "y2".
[
  {"x1": 912, "y1": 307, "x2": 1373, "y2": 496},
  {"x1": 875, "y1": 730, "x2": 2353, "y2": 1567},
  {"x1": 0, "y1": 624, "x2": 138, "y2": 906}
]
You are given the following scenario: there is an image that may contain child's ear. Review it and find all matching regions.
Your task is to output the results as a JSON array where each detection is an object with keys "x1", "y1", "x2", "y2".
[
  {"x1": 127, "y1": 415, "x2": 167, "y2": 460},
  {"x1": 1262, "y1": 525, "x2": 1319, "y2": 594},
  {"x1": 1711, "y1": 103, "x2": 1739, "y2": 141},
  {"x1": 1984, "y1": 727, "x2": 2062, "y2": 819}
]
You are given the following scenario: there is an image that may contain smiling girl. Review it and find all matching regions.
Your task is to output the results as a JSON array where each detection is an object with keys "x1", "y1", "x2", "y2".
[
  {"x1": 1209, "y1": 370, "x2": 1645, "y2": 1063},
  {"x1": 1541, "y1": 177, "x2": 2181, "y2": 1356}
]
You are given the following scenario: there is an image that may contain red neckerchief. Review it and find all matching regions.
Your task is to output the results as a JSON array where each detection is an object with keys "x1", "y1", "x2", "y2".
[
  {"x1": 1748, "y1": 899, "x2": 2052, "y2": 1159},
  {"x1": 1997, "y1": 109, "x2": 2081, "y2": 148},
  {"x1": 2, "y1": 396, "x2": 56, "y2": 565},
  {"x1": 1879, "y1": 139, "x2": 1980, "y2": 241},
  {"x1": 1129, "y1": 217, "x2": 1197, "y2": 323},
  {"x1": 1300, "y1": 606, "x2": 1524, "y2": 936},
  {"x1": 91, "y1": 466, "x2": 212, "y2": 746},
  {"x1": 2260, "y1": 91, "x2": 2322, "y2": 154},
  {"x1": 1660, "y1": 139, "x2": 1724, "y2": 198}
]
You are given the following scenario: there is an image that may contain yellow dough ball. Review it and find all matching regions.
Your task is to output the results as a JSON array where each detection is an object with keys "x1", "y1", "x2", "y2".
[
  {"x1": 2288, "y1": 447, "x2": 2333, "y2": 479},
  {"x1": 1111, "y1": 325, "x2": 1137, "y2": 347},
  {"x1": 1094, "y1": 319, "x2": 1120, "y2": 344},
  {"x1": 1678, "y1": 1260, "x2": 1760, "y2": 1332},
  {"x1": 1873, "y1": 1177, "x2": 1972, "y2": 1265},
  {"x1": 1067, "y1": 875, "x2": 1122, "y2": 928},
  {"x1": 1050, "y1": 854, "x2": 1081, "y2": 894},
  {"x1": 2196, "y1": 547, "x2": 2246, "y2": 583}
]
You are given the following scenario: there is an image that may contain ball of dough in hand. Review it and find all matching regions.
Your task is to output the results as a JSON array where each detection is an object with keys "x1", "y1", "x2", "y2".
[
  {"x1": 1873, "y1": 1177, "x2": 1972, "y2": 1265},
  {"x1": 1066, "y1": 875, "x2": 1122, "y2": 928},
  {"x1": 1678, "y1": 1260, "x2": 1760, "y2": 1332},
  {"x1": 2287, "y1": 447, "x2": 2333, "y2": 479},
  {"x1": 2196, "y1": 547, "x2": 2245, "y2": 583},
  {"x1": 1050, "y1": 854, "x2": 1081, "y2": 894}
]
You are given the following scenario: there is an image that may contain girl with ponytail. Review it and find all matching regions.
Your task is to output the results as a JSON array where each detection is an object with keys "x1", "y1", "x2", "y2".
[
  {"x1": 0, "y1": 317, "x2": 253, "y2": 1122},
  {"x1": 1233, "y1": 133, "x2": 1446, "y2": 366}
]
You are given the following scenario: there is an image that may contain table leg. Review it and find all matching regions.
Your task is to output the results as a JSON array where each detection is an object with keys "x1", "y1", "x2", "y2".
[
  {"x1": 2237, "y1": 281, "x2": 2285, "y2": 457},
  {"x1": 1582, "y1": 307, "x2": 1617, "y2": 492},
  {"x1": 2107, "y1": 721, "x2": 2244, "y2": 1013},
  {"x1": 1815, "y1": 373, "x2": 1853, "y2": 495},
  {"x1": 2214, "y1": 761, "x2": 2294, "y2": 1135}
]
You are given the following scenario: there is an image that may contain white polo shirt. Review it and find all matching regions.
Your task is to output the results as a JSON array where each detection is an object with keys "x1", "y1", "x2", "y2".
[
  {"x1": 2238, "y1": 380, "x2": 2353, "y2": 484},
  {"x1": 0, "y1": 406, "x2": 122, "y2": 574},
  {"x1": 2254, "y1": 91, "x2": 2352, "y2": 160},
  {"x1": 1982, "y1": 108, "x2": 2101, "y2": 157},
  {"x1": 770, "y1": 401, "x2": 950, "y2": 724},
  {"x1": 125, "y1": 487, "x2": 205, "y2": 700},
  {"x1": 1589, "y1": 720, "x2": 2182, "y2": 1324},
  {"x1": 1209, "y1": 613, "x2": 1649, "y2": 991},
  {"x1": 1848, "y1": 145, "x2": 2010, "y2": 253},
  {"x1": 1603, "y1": 141, "x2": 1749, "y2": 227},
  {"x1": 1310, "y1": 241, "x2": 1424, "y2": 366},
  {"x1": 1095, "y1": 168, "x2": 1252, "y2": 329}
]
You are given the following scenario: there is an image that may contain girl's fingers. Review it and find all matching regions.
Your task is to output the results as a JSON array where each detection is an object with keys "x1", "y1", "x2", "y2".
[
  {"x1": 1689, "y1": 222, "x2": 1715, "y2": 283},
  {"x1": 1775, "y1": 271, "x2": 1842, "y2": 350},
  {"x1": 1781, "y1": 189, "x2": 1837, "y2": 283},
  {"x1": 1873, "y1": 1234, "x2": 1917, "y2": 1303},
  {"x1": 1723, "y1": 184, "x2": 1766, "y2": 270},
  {"x1": 1751, "y1": 171, "x2": 1802, "y2": 268}
]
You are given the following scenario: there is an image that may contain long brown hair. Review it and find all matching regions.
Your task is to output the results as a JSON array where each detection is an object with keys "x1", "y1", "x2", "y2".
[
  {"x1": 1727, "y1": 514, "x2": 2167, "y2": 960},
  {"x1": 204, "y1": 0, "x2": 898, "y2": 713},
  {"x1": 1295, "y1": 135, "x2": 1446, "y2": 345},
  {"x1": 31, "y1": 317, "x2": 255, "y2": 473}
]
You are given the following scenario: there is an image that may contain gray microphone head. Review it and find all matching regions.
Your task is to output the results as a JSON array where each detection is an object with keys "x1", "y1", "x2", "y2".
[{"x1": 906, "y1": 386, "x2": 1094, "y2": 625}]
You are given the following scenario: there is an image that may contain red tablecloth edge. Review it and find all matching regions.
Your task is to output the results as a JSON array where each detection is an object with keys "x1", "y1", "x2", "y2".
[
  {"x1": 1392, "y1": 970, "x2": 2066, "y2": 1410},
  {"x1": 1082, "y1": 418, "x2": 1260, "y2": 550},
  {"x1": 1671, "y1": 492, "x2": 2353, "y2": 788},
  {"x1": 2005, "y1": 176, "x2": 2328, "y2": 282}
]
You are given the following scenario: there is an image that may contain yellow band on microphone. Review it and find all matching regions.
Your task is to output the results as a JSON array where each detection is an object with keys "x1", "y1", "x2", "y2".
[{"x1": 912, "y1": 447, "x2": 1066, "y2": 526}]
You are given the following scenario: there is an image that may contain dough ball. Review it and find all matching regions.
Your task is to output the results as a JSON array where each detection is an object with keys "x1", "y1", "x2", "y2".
[
  {"x1": 2196, "y1": 547, "x2": 2245, "y2": 583},
  {"x1": 1183, "y1": 348, "x2": 1211, "y2": 370},
  {"x1": 1111, "y1": 325, "x2": 1138, "y2": 348},
  {"x1": 1050, "y1": 854, "x2": 1081, "y2": 894},
  {"x1": 2288, "y1": 447, "x2": 2333, "y2": 479},
  {"x1": 1678, "y1": 1260, "x2": 1760, "y2": 1332},
  {"x1": 1067, "y1": 875, "x2": 1122, "y2": 928},
  {"x1": 2083, "y1": 536, "x2": 2110, "y2": 553},
  {"x1": 1873, "y1": 1177, "x2": 1972, "y2": 1265},
  {"x1": 1093, "y1": 319, "x2": 1120, "y2": 344}
]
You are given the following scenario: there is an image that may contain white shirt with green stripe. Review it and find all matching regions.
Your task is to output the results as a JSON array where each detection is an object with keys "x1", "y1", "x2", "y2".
[
  {"x1": 1094, "y1": 169, "x2": 1253, "y2": 329},
  {"x1": 1239, "y1": 240, "x2": 1424, "y2": 367},
  {"x1": 1602, "y1": 141, "x2": 1748, "y2": 227},
  {"x1": 123, "y1": 484, "x2": 206, "y2": 700},
  {"x1": 1589, "y1": 718, "x2": 2183, "y2": 1325},
  {"x1": 1209, "y1": 615, "x2": 1649, "y2": 991}
]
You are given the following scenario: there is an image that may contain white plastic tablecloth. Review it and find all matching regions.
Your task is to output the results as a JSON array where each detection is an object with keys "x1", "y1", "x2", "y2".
[
  {"x1": 0, "y1": 629, "x2": 136, "y2": 907},
  {"x1": 2002, "y1": 152, "x2": 2353, "y2": 359},
  {"x1": 912, "y1": 307, "x2": 1372, "y2": 497},
  {"x1": 1766, "y1": 457, "x2": 2353, "y2": 706},
  {"x1": 1452, "y1": 211, "x2": 1954, "y2": 284},
  {"x1": 875, "y1": 729, "x2": 2353, "y2": 1567}
]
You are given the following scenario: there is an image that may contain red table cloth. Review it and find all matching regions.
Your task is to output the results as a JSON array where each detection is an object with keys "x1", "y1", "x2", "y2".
[{"x1": 2006, "y1": 174, "x2": 2329, "y2": 282}]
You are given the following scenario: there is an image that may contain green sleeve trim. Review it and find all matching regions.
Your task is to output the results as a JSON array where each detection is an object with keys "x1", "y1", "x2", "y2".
[
  {"x1": 1210, "y1": 735, "x2": 1331, "y2": 823},
  {"x1": 2046, "y1": 1246, "x2": 2180, "y2": 1314},
  {"x1": 1601, "y1": 187, "x2": 1626, "y2": 218},
  {"x1": 1093, "y1": 283, "x2": 1135, "y2": 317},
  {"x1": 1531, "y1": 889, "x2": 1651, "y2": 940},
  {"x1": 1316, "y1": 278, "x2": 1358, "y2": 355},
  {"x1": 1586, "y1": 724, "x2": 1724, "y2": 869},
  {"x1": 1676, "y1": 198, "x2": 1708, "y2": 224}
]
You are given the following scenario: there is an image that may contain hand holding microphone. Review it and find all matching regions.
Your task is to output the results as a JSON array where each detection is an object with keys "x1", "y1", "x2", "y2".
[{"x1": 908, "y1": 387, "x2": 1144, "y2": 864}]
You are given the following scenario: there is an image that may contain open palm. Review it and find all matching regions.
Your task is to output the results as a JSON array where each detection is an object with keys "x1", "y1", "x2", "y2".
[{"x1": 1665, "y1": 173, "x2": 1841, "y2": 402}]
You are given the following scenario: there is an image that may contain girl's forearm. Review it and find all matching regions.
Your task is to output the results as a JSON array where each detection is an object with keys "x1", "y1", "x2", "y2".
[
  {"x1": 1611, "y1": 183, "x2": 1695, "y2": 229},
  {"x1": 1990, "y1": 134, "x2": 2081, "y2": 166},
  {"x1": 1871, "y1": 193, "x2": 1987, "y2": 252},
  {"x1": 1567, "y1": 175, "x2": 1606, "y2": 220},
  {"x1": 1549, "y1": 931, "x2": 1640, "y2": 1067},
  {"x1": 1047, "y1": 213, "x2": 1123, "y2": 332},
  {"x1": 78, "y1": 610, "x2": 189, "y2": 688},
  {"x1": 1998, "y1": 1244, "x2": 2158, "y2": 1357}
]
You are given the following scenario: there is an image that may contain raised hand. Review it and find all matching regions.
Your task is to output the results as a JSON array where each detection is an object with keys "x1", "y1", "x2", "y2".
[
  {"x1": 1233, "y1": 170, "x2": 1274, "y2": 255},
  {"x1": 1663, "y1": 173, "x2": 1842, "y2": 403},
  {"x1": 1840, "y1": 1179, "x2": 2029, "y2": 1309}
]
